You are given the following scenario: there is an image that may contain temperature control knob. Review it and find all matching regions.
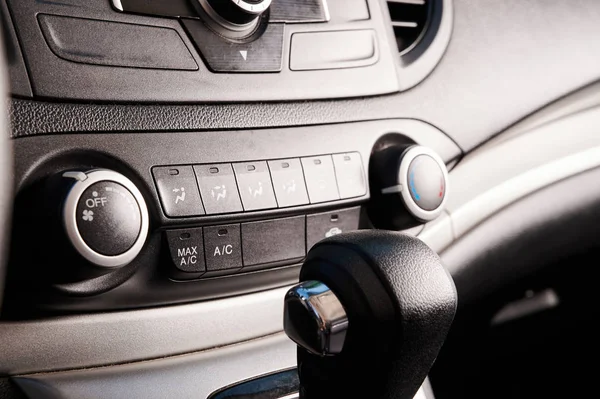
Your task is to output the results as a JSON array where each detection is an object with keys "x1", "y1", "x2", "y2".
[
  {"x1": 369, "y1": 145, "x2": 448, "y2": 229},
  {"x1": 200, "y1": 0, "x2": 272, "y2": 29},
  {"x1": 62, "y1": 170, "x2": 149, "y2": 270}
]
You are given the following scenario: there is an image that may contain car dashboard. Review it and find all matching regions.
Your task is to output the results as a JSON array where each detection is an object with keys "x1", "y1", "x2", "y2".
[{"x1": 1, "y1": 0, "x2": 600, "y2": 398}]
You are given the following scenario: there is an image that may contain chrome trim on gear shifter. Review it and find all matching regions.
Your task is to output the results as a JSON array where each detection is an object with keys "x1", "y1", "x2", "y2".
[{"x1": 284, "y1": 281, "x2": 348, "y2": 356}]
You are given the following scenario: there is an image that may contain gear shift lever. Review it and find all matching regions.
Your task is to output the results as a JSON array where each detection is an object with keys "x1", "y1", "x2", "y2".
[{"x1": 284, "y1": 231, "x2": 457, "y2": 399}]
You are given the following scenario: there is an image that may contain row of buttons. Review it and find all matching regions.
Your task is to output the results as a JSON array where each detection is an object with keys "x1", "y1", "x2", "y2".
[
  {"x1": 166, "y1": 207, "x2": 361, "y2": 278},
  {"x1": 152, "y1": 153, "x2": 366, "y2": 218}
]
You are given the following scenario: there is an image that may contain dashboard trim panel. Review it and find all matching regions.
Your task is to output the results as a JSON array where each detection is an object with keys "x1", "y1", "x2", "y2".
[
  {"x1": 0, "y1": 286, "x2": 291, "y2": 375},
  {"x1": 420, "y1": 106, "x2": 600, "y2": 253}
]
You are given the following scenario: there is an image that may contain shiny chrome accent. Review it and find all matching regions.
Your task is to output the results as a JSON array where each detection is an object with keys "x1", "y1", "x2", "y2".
[
  {"x1": 197, "y1": 0, "x2": 260, "y2": 32},
  {"x1": 236, "y1": 0, "x2": 272, "y2": 14},
  {"x1": 63, "y1": 169, "x2": 149, "y2": 269},
  {"x1": 284, "y1": 281, "x2": 348, "y2": 356},
  {"x1": 322, "y1": 0, "x2": 331, "y2": 22},
  {"x1": 111, "y1": 0, "x2": 124, "y2": 12}
]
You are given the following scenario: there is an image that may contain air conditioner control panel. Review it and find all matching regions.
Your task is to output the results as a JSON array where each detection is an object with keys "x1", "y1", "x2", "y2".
[{"x1": 3, "y1": 119, "x2": 461, "y2": 317}]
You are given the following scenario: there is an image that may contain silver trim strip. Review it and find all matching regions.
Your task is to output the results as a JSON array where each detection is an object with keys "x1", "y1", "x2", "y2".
[
  {"x1": 321, "y1": 0, "x2": 331, "y2": 22},
  {"x1": 197, "y1": 0, "x2": 260, "y2": 32},
  {"x1": 0, "y1": 286, "x2": 292, "y2": 375},
  {"x1": 452, "y1": 146, "x2": 600, "y2": 238},
  {"x1": 15, "y1": 333, "x2": 297, "y2": 399},
  {"x1": 236, "y1": 0, "x2": 272, "y2": 14},
  {"x1": 14, "y1": 332, "x2": 432, "y2": 399},
  {"x1": 419, "y1": 106, "x2": 600, "y2": 253},
  {"x1": 63, "y1": 170, "x2": 149, "y2": 269}
]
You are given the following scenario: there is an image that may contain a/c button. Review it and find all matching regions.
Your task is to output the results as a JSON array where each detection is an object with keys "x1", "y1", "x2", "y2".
[{"x1": 204, "y1": 224, "x2": 242, "y2": 273}]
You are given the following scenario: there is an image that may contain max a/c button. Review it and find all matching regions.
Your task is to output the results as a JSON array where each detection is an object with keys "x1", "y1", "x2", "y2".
[{"x1": 166, "y1": 228, "x2": 206, "y2": 274}]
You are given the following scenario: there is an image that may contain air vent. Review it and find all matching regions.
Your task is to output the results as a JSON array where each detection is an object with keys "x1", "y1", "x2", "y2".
[{"x1": 386, "y1": 0, "x2": 432, "y2": 55}]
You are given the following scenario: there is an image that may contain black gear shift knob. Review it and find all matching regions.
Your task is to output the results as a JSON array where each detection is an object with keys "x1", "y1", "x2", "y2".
[{"x1": 284, "y1": 230, "x2": 457, "y2": 399}]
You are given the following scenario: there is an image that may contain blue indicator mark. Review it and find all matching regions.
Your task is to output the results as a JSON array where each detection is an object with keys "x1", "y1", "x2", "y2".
[{"x1": 409, "y1": 169, "x2": 420, "y2": 201}]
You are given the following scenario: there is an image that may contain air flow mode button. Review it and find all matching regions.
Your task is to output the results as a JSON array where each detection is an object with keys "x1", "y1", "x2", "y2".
[
  {"x1": 153, "y1": 166, "x2": 205, "y2": 218},
  {"x1": 194, "y1": 164, "x2": 243, "y2": 215},
  {"x1": 301, "y1": 156, "x2": 340, "y2": 204},
  {"x1": 233, "y1": 161, "x2": 277, "y2": 211}
]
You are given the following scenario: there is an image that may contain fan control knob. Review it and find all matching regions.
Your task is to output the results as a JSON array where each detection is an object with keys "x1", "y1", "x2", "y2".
[{"x1": 62, "y1": 169, "x2": 149, "y2": 270}]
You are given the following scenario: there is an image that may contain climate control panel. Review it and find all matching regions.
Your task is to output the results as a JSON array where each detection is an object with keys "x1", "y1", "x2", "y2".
[{"x1": 4, "y1": 119, "x2": 460, "y2": 315}]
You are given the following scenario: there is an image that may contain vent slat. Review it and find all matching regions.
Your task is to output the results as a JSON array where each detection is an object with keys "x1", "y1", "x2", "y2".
[
  {"x1": 387, "y1": 0, "x2": 431, "y2": 54},
  {"x1": 391, "y1": 21, "x2": 419, "y2": 28},
  {"x1": 387, "y1": 0, "x2": 426, "y2": 5}
]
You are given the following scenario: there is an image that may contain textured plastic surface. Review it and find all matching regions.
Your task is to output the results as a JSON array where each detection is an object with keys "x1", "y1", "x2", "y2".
[
  {"x1": 290, "y1": 30, "x2": 378, "y2": 71},
  {"x1": 9, "y1": 0, "x2": 600, "y2": 151},
  {"x1": 181, "y1": 19, "x2": 284, "y2": 73},
  {"x1": 328, "y1": 0, "x2": 369, "y2": 22},
  {"x1": 1, "y1": 1, "x2": 31, "y2": 97},
  {"x1": 270, "y1": 0, "x2": 327, "y2": 22},
  {"x1": 38, "y1": 14, "x2": 198, "y2": 70},
  {"x1": 6, "y1": 0, "x2": 399, "y2": 101},
  {"x1": 241, "y1": 216, "x2": 306, "y2": 266}
]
